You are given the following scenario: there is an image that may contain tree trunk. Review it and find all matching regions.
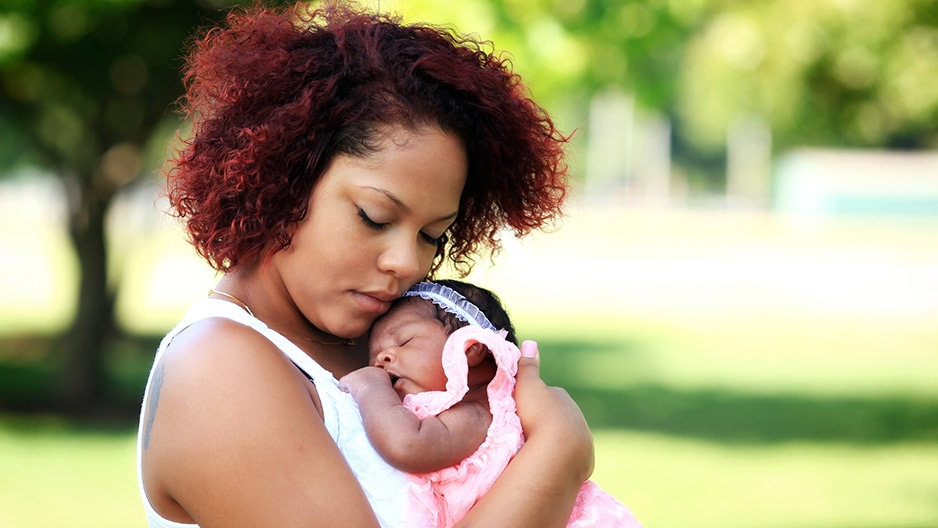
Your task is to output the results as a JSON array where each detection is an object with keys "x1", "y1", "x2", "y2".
[{"x1": 57, "y1": 174, "x2": 115, "y2": 411}]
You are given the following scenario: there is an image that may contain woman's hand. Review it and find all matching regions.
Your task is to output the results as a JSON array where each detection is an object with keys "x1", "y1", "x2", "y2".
[
  {"x1": 455, "y1": 340, "x2": 594, "y2": 528},
  {"x1": 515, "y1": 340, "x2": 595, "y2": 481}
]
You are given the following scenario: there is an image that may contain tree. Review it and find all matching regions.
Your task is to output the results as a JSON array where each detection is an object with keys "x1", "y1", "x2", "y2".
[
  {"x1": 0, "y1": 0, "x2": 263, "y2": 409},
  {"x1": 676, "y1": 0, "x2": 938, "y2": 152},
  {"x1": 398, "y1": 0, "x2": 938, "y2": 189}
]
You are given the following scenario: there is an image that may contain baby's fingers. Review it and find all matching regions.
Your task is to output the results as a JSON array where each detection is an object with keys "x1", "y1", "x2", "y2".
[{"x1": 337, "y1": 374, "x2": 353, "y2": 393}]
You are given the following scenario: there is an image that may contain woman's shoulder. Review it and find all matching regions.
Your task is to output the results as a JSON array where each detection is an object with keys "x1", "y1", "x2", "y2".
[
  {"x1": 141, "y1": 317, "x2": 384, "y2": 527},
  {"x1": 165, "y1": 314, "x2": 273, "y2": 356},
  {"x1": 151, "y1": 316, "x2": 324, "y2": 441},
  {"x1": 160, "y1": 317, "x2": 287, "y2": 382}
]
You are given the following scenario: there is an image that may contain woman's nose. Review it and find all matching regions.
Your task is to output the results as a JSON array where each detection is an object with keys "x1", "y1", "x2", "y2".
[{"x1": 377, "y1": 235, "x2": 422, "y2": 279}]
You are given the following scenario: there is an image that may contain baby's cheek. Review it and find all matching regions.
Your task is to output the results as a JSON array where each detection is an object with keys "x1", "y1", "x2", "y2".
[{"x1": 366, "y1": 349, "x2": 380, "y2": 367}]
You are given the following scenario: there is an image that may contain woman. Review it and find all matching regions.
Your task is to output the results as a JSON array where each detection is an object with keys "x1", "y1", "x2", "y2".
[{"x1": 137, "y1": 2, "x2": 593, "y2": 527}]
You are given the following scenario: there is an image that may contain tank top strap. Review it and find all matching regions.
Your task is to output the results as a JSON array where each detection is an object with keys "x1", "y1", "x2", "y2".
[
  {"x1": 139, "y1": 298, "x2": 408, "y2": 528},
  {"x1": 156, "y1": 298, "x2": 344, "y2": 435},
  {"x1": 168, "y1": 299, "x2": 339, "y2": 383}
]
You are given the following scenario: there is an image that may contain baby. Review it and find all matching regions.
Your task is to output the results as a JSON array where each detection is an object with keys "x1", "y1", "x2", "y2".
[{"x1": 340, "y1": 280, "x2": 642, "y2": 527}]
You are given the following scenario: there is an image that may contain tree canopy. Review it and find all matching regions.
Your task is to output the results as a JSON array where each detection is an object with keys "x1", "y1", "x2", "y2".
[
  {"x1": 2, "y1": 0, "x2": 935, "y2": 409},
  {"x1": 396, "y1": 0, "x2": 938, "y2": 157},
  {"x1": 0, "y1": 0, "x2": 268, "y2": 408}
]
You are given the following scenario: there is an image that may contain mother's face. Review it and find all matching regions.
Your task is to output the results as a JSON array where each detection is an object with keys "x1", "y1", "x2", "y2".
[{"x1": 272, "y1": 125, "x2": 468, "y2": 339}]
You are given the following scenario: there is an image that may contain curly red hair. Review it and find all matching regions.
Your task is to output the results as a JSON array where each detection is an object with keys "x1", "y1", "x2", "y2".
[{"x1": 166, "y1": 1, "x2": 569, "y2": 275}]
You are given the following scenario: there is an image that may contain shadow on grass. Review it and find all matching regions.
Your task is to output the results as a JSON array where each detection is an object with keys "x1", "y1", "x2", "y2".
[
  {"x1": 565, "y1": 384, "x2": 938, "y2": 445},
  {"x1": 537, "y1": 339, "x2": 938, "y2": 445},
  {"x1": 3, "y1": 336, "x2": 938, "y2": 445},
  {"x1": 818, "y1": 524, "x2": 938, "y2": 528},
  {"x1": 0, "y1": 335, "x2": 160, "y2": 422},
  {"x1": 0, "y1": 410, "x2": 138, "y2": 436}
]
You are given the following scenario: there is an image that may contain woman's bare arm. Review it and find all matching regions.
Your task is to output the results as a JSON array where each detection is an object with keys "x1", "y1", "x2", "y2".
[
  {"x1": 141, "y1": 318, "x2": 381, "y2": 528},
  {"x1": 340, "y1": 366, "x2": 489, "y2": 473},
  {"x1": 455, "y1": 341, "x2": 594, "y2": 528},
  {"x1": 143, "y1": 325, "x2": 587, "y2": 527}
]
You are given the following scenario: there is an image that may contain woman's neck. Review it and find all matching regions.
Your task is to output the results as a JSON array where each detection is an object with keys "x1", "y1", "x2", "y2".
[{"x1": 214, "y1": 269, "x2": 368, "y2": 377}]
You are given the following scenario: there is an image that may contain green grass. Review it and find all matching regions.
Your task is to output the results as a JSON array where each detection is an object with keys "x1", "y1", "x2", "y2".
[
  {"x1": 3, "y1": 310, "x2": 937, "y2": 528},
  {"x1": 591, "y1": 430, "x2": 938, "y2": 528},
  {"x1": 3, "y1": 417, "x2": 937, "y2": 528},
  {"x1": 3, "y1": 201, "x2": 938, "y2": 527},
  {"x1": 523, "y1": 313, "x2": 938, "y2": 399},
  {"x1": 531, "y1": 314, "x2": 938, "y2": 527},
  {"x1": 0, "y1": 415, "x2": 141, "y2": 528}
]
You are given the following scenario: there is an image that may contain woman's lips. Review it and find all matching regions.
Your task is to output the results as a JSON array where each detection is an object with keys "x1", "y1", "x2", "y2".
[{"x1": 353, "y1": 290, "x2": 395, "y2": 315}]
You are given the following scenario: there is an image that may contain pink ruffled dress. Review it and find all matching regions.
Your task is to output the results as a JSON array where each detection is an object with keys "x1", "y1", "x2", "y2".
[{"x1": 402, "y1": 326, "x2": 642, "y2": 527}]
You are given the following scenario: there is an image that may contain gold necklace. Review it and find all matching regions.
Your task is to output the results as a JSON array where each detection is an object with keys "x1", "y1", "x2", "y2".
[
  {"x1": 279, "y1": 331, "x2": 356, "y2": 347},
  {"x1": 207, "y1": 289, "x2": 355, "y2": 346},
  {"x1": 208, "y1": 289, "x2": 254, "y2": 317}
]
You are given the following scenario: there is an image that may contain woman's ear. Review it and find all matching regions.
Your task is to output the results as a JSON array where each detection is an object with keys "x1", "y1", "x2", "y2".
[{"x1": 465, "y1": 342, "x2": 490, "y2": 367}]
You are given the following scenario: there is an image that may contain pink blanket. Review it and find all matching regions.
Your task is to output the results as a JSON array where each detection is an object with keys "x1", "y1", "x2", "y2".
[{"x1": 402, "y1": 326, "x2": 642, "y2": 527}]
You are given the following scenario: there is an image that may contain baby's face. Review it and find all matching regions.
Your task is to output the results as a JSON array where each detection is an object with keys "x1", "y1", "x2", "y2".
[{"x1": 368, "y1": 302, "x2": 450, "y2": 398}]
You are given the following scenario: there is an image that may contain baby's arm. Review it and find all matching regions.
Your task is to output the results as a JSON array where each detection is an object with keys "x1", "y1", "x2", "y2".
[{"x1": 339, "y1": 366, "x2": 490, "y2": 473}]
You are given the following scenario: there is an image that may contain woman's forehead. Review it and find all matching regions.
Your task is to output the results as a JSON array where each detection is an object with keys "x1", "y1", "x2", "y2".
[{"x1": 326, "y1": 126, "x2": 466, "y2": 209}]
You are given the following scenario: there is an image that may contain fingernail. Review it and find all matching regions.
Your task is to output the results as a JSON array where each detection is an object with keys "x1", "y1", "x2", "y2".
[{"x1": 521, "y1": 340, "x2": 538, "y2": 358}]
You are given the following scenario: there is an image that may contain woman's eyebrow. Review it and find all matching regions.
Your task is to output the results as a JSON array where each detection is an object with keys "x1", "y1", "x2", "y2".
[
  {"x1": 362, "y1": 186, "x2": 458, "y2": 222},
  {"x1": 362, "y1": 186, "x2": 407, "y2": 210}
]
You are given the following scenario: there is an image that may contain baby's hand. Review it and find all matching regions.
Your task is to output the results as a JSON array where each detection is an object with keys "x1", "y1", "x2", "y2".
[{"x1": 338, "y1": 366, "x2": 392, "y2": 400}]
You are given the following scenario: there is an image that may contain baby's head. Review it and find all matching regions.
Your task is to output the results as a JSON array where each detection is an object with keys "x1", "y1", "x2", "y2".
[
  {"x1": 422, "y1": 280, "x2": 517, "y2": 345},
  {"x1": 368, "y1": 280, "x2": 516, "y2": 397}
]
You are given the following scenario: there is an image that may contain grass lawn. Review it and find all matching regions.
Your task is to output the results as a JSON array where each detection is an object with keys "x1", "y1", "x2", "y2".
[
  {"x1": 2, "y1": 417, "x2": 938, "y2": 528},
  {"x1": 0, "y1": 416, "x2": 140, "y2": 528},
  {"x1": 2, "y1": 308, "x2": 936, "y2": 528},
  {"x1": 592, "y1": 430, "x2": 938, "y2": 528},
  {"x1": 2, "y1": 197, "x2": 937, "y2": 527}
]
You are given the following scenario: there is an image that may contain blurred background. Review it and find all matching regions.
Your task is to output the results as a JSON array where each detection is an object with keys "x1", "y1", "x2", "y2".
[{"x1": 1, "y1": 0, "x2": 937, "y2": 526}]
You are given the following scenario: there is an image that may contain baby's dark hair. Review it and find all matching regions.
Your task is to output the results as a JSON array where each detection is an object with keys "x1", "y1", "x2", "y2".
[{"x1": 430, "y1": 280, "x2": 517, "y2": 345}]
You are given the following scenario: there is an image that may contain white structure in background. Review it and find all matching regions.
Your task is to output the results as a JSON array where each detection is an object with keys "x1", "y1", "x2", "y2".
[
  {"x1": 107, "y1": 180, "x2": 219, "y2": 334},
  {"x1": 584, "y1": 89, "x2": 671, "y2": 203},
  {"x1": 584, "y1": 89, "x2": 630, "y2": 195},
  {"x1": 0, "y1": 172, "x2": 76, "y2": 333},
  {"x1": 582, "y1": 88, "x2": 938, "y2": 218},
  {"x1": 775, "y1": 149, "x2": 938, "y2": 219},
  {"x1": 584, "y1": 91, "x2": 775, "y2": 208},
  {"x1": 727, "y1": 115, "x2": 772, "y2": 208}
]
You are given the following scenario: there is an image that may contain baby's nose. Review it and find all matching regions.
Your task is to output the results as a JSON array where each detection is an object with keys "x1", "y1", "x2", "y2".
[{"x1": 373, "y1": 349, "x2": 393, "y2": 366}]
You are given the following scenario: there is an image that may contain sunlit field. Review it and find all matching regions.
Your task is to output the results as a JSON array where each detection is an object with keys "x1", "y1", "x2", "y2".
[
  {"x1": 2, "y1": 180, "x2": 938, "y2": 527},
  {"x1": 0, "y1": 415, "x2": 140, "y2": 528}
]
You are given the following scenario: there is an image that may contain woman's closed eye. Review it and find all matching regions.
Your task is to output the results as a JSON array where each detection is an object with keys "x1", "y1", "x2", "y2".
[
  {"x1": 420, "y1": 231, "x2": 444, "y2": 246},
  {"x1": 360, "y1": 207, "x2": 445, "y2": 246},
  {"x1": 357, "y1": 208, "x2": 388, "y2": 231}
]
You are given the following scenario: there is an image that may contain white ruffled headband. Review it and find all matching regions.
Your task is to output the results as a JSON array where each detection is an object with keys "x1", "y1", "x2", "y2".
[
  {"x1": 401, "y1": 283, "x2": 520, "y2": 419},
  {"x1": 402, "y1": 282, "x2": 498, "y2": 332}
]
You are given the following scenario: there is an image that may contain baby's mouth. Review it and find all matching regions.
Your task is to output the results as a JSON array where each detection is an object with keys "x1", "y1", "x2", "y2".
[{"x1": 389, "y1": 375, "x2": 401, "y2": 387}]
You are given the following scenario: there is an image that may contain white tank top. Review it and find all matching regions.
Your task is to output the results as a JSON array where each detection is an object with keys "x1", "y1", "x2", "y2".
[{"x1": 136, "y1": 299, "x2": 409, "y2": 528}]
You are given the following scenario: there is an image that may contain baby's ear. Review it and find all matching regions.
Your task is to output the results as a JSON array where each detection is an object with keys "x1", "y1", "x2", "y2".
[{"x1": 465, "y1": 342, "x2": 490, "y2": 367}]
